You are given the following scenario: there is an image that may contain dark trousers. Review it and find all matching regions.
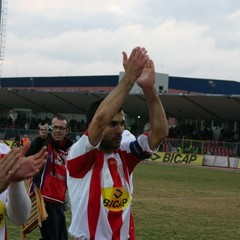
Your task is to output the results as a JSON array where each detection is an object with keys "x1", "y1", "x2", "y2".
[{"x1": 40, "y1": 201, "x2": 68, "y2": 240}]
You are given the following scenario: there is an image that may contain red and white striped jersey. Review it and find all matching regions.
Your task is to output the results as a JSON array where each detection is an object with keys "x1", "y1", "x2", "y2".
[
  {"x1": 67, "y1": 132, "x2": 154, "y2": 240},
  {"x1": 0, "y1": 143, "x2": 10, "y2": 240}
]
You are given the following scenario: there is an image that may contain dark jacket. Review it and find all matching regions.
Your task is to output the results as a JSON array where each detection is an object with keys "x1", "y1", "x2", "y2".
[{"x1": 27, "y1": 134, "x2": 73, "y2": 203}]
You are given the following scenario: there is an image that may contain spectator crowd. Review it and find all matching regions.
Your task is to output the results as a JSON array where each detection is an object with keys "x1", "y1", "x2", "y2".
[{"x1": 0, "y1": 115, "x2": 239, "y2": 143}]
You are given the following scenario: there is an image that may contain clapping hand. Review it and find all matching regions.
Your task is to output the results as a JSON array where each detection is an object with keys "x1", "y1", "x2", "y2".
[
  {"x1": 0, "y1": 148, "x2": 21, "y2": 193},
  {"x1": 122, "y1": 47, "x2": 149, "y2": 82},
  {"x1": 0, "y1": 143, "x2": 47, "y2": 193},
  {"x1": 12, "y1": 143, "x2": 47, "y2": 182},
  {"x1": 136, "y1": 59, "x2": 155, "y2": 89}
]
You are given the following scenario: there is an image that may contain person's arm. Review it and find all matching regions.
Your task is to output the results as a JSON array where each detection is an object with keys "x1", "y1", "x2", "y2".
[
  {"x1": 25, "y1": 136, "x2": 46, "y2": 157},
  {"x1": 137, "y1": 59, "x2": 169, "y2": 150},
  {"x1": 7, "y1": 181, "x2": 31, "y2": 225},
  {"x1": 88, "y1": 46, "x2": 148, "y2": 146}
]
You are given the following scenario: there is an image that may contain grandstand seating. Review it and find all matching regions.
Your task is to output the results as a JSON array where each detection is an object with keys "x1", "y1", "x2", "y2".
[
  {"x1": 203, "y1": 142, "x2": 236, "y2": 157},
  {"x1": 161, "y1": 138, "x2": 238, "y2": 157}
]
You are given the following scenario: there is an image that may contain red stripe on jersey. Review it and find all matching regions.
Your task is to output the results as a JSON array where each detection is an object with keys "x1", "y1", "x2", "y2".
[
  {"x1": 117, "y1": 149, "x2": 140, "y2": 176},
  {"x1": 107, "y1": 158, "x2": 123, "y2": 239},
  {"x1": 121, "y1": 154, "x2": 130, "y2": 186},
  {"x1": 108, "y1": 210, "x2": 123, "y2": 240},
  {"x1": 5, "y1": 226, "x2": 7, "y2": 240},
  {"x1": 117, "y1": 150, "x2": 137, "y2": 239},
  {"x1": 129, "y1": 213, "x2": 136, "y2": 240},
  {"x1": 67, "y1": 150, "x2": 98, "y2": 178},
  {"x1": 88, "y1": 152, "x2": 104, "y2": 239}
]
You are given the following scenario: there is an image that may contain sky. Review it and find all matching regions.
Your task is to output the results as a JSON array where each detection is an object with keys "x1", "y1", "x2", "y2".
[{"x1": 1, "y1": 0, "x2": 240, "y2": 82}]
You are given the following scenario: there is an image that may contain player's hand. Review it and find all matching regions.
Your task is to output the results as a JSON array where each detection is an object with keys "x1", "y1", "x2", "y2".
[
  {"x1": 122, "y1": 47, "x2": 149, "y2": 82},
  {"x1": 0, "y1": 149, "x2": 21, "y2": 193},
  {"x1": 136, "y1": 59, "x2": 155, "y2": 88}
]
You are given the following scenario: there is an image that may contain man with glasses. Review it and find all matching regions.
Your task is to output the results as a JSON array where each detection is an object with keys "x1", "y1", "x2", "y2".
[{"x1": 26, "y1": 114, "x2": 73, "y2": 240}]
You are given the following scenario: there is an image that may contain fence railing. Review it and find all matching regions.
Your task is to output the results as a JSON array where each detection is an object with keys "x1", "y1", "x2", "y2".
[
  {"x1": 159, "y1": 138, "x2": 240, "y2": 157},
  {"x1": 0, "y1": 128, "x2": 239, "y2": 157}
]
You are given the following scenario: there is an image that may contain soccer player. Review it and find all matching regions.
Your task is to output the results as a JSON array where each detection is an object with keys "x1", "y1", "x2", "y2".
[{"x1": 67, "y1": 46, "x2": 168, "y2": 239}]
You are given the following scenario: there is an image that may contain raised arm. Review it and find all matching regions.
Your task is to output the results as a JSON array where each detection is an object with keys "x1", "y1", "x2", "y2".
[
  {"x1": 137, "y1": 59, "x2": 169, "y2": 150},
  {"x1": 88, "y1": 46, "x2": 149, "y2": 146}
]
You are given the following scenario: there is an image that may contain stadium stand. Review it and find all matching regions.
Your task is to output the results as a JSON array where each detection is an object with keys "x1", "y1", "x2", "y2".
[{"x1": 0, "y1": 74, "x2": 239, "y2": 158}]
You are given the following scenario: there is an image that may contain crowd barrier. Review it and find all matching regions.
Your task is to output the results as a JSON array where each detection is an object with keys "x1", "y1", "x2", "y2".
[
  {"x1": 150, "y1": 151, "x2": 240, "y2": 169},
  {"x1": 1, "y1": 128, "x2": 240, "y2": 169},
  {"x1": 159, "y1": 138, "x2": 240, "y2": 157}
]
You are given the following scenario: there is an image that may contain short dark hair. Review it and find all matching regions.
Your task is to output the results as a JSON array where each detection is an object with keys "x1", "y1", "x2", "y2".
[
  {"x1": 86, "y1": 98, "x2": 104, "y2": 126},
  {"x1": 52, "y1": 113, "x2": 68, "y2": 125},
  {"x1": 86, "y1": 98, "x2": 123, "y2": 126}
]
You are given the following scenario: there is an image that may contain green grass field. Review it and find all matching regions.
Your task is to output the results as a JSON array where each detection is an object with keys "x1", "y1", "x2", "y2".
[{"x1": 7, "y1": 162, "x2": 240, "y2": 240}]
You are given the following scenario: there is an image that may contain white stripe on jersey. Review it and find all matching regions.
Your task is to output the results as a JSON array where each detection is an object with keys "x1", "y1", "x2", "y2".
[{"x1": 67, "y1": 133, "x2": 154, "y2": 239}]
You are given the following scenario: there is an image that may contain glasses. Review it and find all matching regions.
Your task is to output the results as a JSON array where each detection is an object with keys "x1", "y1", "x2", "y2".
[{"x1": 52, "y1": 125, "x2": 67, "y2": 131}]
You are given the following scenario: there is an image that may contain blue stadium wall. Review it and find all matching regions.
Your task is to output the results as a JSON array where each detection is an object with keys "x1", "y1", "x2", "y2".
[
  {"x1": 169, "y1": 76, "x2": 240, "y2": 95},
  {"x1": 0, "y1": 75, "x2": 119, "y2": 88},
  {"x1": 0, "y1": 75, "x2": 240, "y2": 95}
]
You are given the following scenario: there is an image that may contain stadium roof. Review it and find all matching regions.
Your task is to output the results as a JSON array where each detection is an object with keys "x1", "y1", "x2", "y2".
[
  {"x1": 0, "y1": 75, "x2": 240, "y2": 121},
  {"x1": 0, "y1": 88, "x2": 239, "y2": 121}
]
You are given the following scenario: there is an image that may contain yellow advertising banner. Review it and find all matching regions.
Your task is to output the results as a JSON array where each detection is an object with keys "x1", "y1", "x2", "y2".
[
  {"x1": 150, "y1": 152, "x2": 203, "y2": 165},
  {"x1": 0, "y1": 140, "x2": 14, "y2": 148}
]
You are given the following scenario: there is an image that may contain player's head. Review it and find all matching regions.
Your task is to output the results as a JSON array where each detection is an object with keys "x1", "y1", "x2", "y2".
[
  {"x1": 86, "y1": 98, "x2": 125, "y2": 152},
  {"x1": 86, "y1": 98, "x2": 124, "y2": 126},
  {"x1": 86, "y1": 98, "x2": 105, "y2": 127}
]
